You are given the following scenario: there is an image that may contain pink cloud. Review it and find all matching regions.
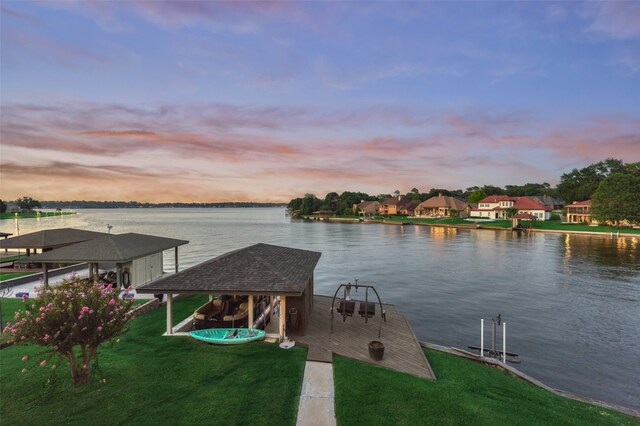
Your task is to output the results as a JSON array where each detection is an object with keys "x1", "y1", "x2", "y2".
[{"x1": 588, "y1": 2, "x2": 640, "y2": 40}]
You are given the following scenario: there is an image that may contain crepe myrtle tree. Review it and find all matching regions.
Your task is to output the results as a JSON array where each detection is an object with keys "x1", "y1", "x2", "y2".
[{"x1": 4, "y1": 277, "x2": 135, "y2": 385}]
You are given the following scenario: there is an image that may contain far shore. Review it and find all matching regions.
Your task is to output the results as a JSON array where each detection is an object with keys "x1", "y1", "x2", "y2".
[{"x1": 301, "y1": 215, "x2": 640, "y2": 238}]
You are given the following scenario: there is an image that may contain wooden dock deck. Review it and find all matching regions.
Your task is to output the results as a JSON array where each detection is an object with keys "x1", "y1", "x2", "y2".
[{"x1": 291, "y1": 295, "x2": 435, "y2": 380}]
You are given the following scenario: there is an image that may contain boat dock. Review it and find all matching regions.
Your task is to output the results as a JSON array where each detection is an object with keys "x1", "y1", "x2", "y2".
[{"x1": 282, "y1": 295, "x2": 435, "y2": 380}]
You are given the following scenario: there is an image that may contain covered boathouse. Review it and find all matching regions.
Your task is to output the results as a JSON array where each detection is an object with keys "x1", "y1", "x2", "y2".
[
  {"x1": 18, "y1": 232, "x2": 188, "y2": 289},
  {"x1": 136, "y1": 243, "x2": 321, "y2": 340}
]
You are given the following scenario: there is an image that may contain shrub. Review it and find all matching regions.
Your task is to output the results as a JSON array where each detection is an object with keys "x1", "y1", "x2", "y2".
[{"x1": 4, "y1": 277, "x2": 135, "y2": 385}]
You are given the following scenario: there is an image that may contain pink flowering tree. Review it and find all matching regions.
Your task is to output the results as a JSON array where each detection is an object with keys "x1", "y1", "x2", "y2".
[{"x1": 4, "y1": 277, "x2": 135, "y2": 385}]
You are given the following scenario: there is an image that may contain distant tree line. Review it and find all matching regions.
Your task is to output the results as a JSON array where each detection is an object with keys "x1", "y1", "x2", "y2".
[
  {"x1": 288, "y1": 158, "x2": 640, "y2": 225},
  {"x1": 36, "y1": 201, "x2": 286, "y2": 209}
]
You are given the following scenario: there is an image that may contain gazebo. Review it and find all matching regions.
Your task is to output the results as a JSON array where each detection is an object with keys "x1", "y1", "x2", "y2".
[
  {"x1": 511, "y1": 213, "x2": 537, "y2": 229},
  {"x1": 20, "y1": 233, "x2": 188, "y2": 289},
  {"x1": 136, "y1": 243, "x2": 321, "y2": 339}
]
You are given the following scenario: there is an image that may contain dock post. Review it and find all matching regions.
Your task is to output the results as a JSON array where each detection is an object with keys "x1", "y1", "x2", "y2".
[
  {"x1": 248, "y1": 295, "x2": 254, "y2": 329},
  {"x1": 480, "y1": 319, "x2": 484, "y2": 357},
  {"x1": 166, "y1": 294, "x2": 173, "y2": 335},
  {"x1": 502, "y1": 322, "x2": 507, "y2": 364}
]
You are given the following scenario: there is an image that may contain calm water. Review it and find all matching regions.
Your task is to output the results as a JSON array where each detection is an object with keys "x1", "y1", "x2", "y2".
[{"x1": 2, "y1": 208, "x2": 639, "y2": 410}]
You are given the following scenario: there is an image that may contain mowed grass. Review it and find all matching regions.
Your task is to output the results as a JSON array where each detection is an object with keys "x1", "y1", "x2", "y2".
[
  {"x1": 0, "y1": 295, "x2": 307, "y2": 425},
  {"x1": 334, "y1": 349, "x2": 638, "y2": 425},
  {"x1": 0, "y1": 272, "x2": 37, "y2": 281}
]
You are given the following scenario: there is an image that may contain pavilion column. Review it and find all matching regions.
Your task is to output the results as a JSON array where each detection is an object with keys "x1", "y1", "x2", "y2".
[
  {"x1": 27, "y1": 249, "x2": 31, "y2": 256},
  {"x1": 88, "y1": 263, "x2": 94, "y2": 281},
  {"x1": 43, "y1": 264, "x2": 49, "y2": 289},
  {"x1": 279, "y1": 296, "x2": 287, "y2": 339},
  {"x1": 269, "y1": 296, "x2": 274, "y2": 323},
  {"x1": 166, "y1": 294, "x2": 173, "y2": 335},
  {"x1": 116, "y1": 264, "x2": 122, "y2": 289},
  {"x1": 209, "y1": 294, "x2": 214, "y2": 302},
  {"x1": 174, "y1": 247, "x2": 179, "y2": 273},
  {"x1": 248, "y1": 295, "x2": 254, "y2": 329}
]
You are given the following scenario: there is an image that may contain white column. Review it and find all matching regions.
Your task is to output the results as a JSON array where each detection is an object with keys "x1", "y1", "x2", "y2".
[
  {"x1": 279, "y1": 296, "x2": 286, "y2": 338},
  {"x1": 248, "y1": 295, "x2": 254, "y2": 329},
  {"x1": 502, "y1": 322, "x2": 507, "y2": 364},
  {"x1": 480, "y1": 319, "x2": 484, "y2": 357},
  {"x1": 166, "y1": 294, "x2": 173, "y2": 335},
  {"x1": 208, "y1": 294, "x2": 214, "y2": 302},
  {"x1": 116, "y1": 264, "x2": 122, "y2": 289}
]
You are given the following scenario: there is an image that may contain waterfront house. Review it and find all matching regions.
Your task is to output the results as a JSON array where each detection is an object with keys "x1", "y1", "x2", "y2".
[
  {"x1": 471, "y1": 195, "x2": 552, "y2": 220},
  {"x1": 379, "y1": 196, "x2": 414, "y2": 216},
  {"x1": 566, "y1": 200, "x2": 594, "y2": 224},
  {"x1": 353, "y1": 200, "x2": 379, "y2": 217},
  {"x1": 414, "y1": 194, "x2": 471, "y2": 218}
]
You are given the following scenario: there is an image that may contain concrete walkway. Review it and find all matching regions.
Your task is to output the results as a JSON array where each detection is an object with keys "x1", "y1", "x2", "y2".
[{"x1": 296, "y1": 361, "x2": 336, "y2": 426}]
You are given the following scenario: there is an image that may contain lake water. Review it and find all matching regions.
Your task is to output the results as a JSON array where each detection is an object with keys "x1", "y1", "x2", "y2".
[{"x1": 2, "y1": 208, "x2": 639, "y2": 410}]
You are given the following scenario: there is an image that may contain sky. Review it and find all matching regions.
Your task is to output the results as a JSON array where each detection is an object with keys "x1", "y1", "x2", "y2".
[{"x1": 1, "y1": 1, "x2": 639, "y2": 203}]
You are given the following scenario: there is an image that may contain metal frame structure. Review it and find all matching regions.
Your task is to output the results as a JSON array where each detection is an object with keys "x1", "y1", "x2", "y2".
[{"x1": 330, "y1": 280, "x2": 386, "y2": 337}]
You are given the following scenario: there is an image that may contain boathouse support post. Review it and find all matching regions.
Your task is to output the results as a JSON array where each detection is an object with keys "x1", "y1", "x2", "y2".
[
  {"x1": 248, "y1": 295, "x2": 254, "y2": 329},
  {"x1": 43, "y1": 263, "x2": 49, "y2": 289},
  {"x1": 480, "y1": 319, "x2": 484, "y2": 357},
  {"x1": 270, "y1": 296, "x2": 274, "y2": 323},
  {"x1": 174, "y1": 248, "x2": 179, "y2": 273},
  {"x1": 208, "y1": 294, "x2": 214, "y2": 302},
  {"x1": 116, "y1": 264, "x2": 122, "y2": 289},
  {"x1": 503, "y1": 322, "x2": 507, "y2": 364},
  {"x1": 166, "y1": 294, "x2": 173, "y2": 335},
  {"x1": 279, "y1": 296, "x2": 286, "y2": 339}
]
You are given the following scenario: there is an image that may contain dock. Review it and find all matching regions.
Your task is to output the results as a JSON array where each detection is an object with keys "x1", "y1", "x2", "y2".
[{"x1": 285, "y1": 295, "x2": 435, "y2": 380}]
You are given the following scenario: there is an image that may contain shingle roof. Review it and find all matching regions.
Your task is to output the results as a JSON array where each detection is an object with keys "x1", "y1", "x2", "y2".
[
  {"x1": 416, "y1": 195, "x2": 470, "y2": 210},
  {"x1": 513, "y1": 197, "x2": 552, "y2": 211},
  {"x1": 137, "y1": 243, "x2": 321, "y2": 295},
  {"x1": 0, "y1": 228, "x2": 107, "y2": 250},
  {"x1": 19, "y1": 233, "x2": 188, "y2": 263},
  {"x1": 570, "y1": 200, "x2": 591, "y2": 206}
]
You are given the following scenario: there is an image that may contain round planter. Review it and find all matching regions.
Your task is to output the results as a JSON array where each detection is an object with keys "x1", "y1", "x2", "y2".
[{"x1": 369, "y1": 340, "x2": 385, "y2": 361}]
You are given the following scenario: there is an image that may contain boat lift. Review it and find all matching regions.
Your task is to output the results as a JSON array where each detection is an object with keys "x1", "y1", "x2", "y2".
[
  {"x1": 330, "y1": 280, "x2": 386, "y2": 337},
  {"x1": 468, "y1": 314, "x2": 520, "y2": 364}
]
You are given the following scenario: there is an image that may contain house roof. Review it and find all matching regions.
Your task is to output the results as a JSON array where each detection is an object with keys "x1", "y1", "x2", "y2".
[
  {"x1": 381, "y1": 196, "x2": 411, "y2": 206},
  {"x1": 529, "y1": 195, "x2": 565, "y2": 207},
  {"x1": 513, "y1": 197, "x2": 552, "y2": 211},
  {"x1": 137, "y1": 243, "x2": 321, "y2": 295},
  {"x1": 0, "y1": 228, "x2": 107, "y2": 250},
  {"x1": 570, "y1": 200, "x2": 591, "y2": 206},
  {"x1": 416, "y1": 195, "x2": 469, "y2": 211},
  {"x1": 356, "y1": 201, "x2": 378, "y2": 209},
  {"x1": 478, "y1": 195, "x2": 511, "y2": 203},
  {"x1": 19, "y1": 233, "x2": 188, "y2": 264}
]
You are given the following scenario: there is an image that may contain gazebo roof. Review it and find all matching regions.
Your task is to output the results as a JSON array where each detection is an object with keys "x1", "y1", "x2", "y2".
[
  {"x1": 0, "y1": 228, "x2": 107, "y2": 250},
  {"x1": 137, "y1": 243, "x2": 321, "y2": 295},
  {"x1": 19, "y1": 233, "x2": 188, "y2": 264}
]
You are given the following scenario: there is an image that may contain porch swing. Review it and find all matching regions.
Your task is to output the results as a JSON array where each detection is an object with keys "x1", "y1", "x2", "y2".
[{"x1": 330, "y1": 280, "x2": 387, "y2": 337}]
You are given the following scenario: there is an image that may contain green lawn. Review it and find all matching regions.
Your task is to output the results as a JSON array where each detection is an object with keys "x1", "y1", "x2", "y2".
[
  {"x1": 0, "y1": 211, "x2": 75, "y2": 220},
  {"x1": 0, "y1": 272, "x2": 37, "y2": 281},
  {"x1": 0, "y1": 295, "x2": 307, "y2": 425},
  {"x1": 334, "y1": 349, "x2": 637, "y2": 425}
]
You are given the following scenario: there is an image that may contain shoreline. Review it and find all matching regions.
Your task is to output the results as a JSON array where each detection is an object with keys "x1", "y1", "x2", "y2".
[{"x1": 305, "y1": 216, "x2": 639, "y2": 238}]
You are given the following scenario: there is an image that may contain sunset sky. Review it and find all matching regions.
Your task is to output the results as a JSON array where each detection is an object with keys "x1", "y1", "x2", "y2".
[{"x1": 1, "y1": 1, "x2": 639, "y2": 203}]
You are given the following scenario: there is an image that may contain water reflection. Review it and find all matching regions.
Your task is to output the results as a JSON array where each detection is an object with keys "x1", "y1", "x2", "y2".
[{"x1": 559, "y1": 234, "x2": 639, "y2": 281}]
